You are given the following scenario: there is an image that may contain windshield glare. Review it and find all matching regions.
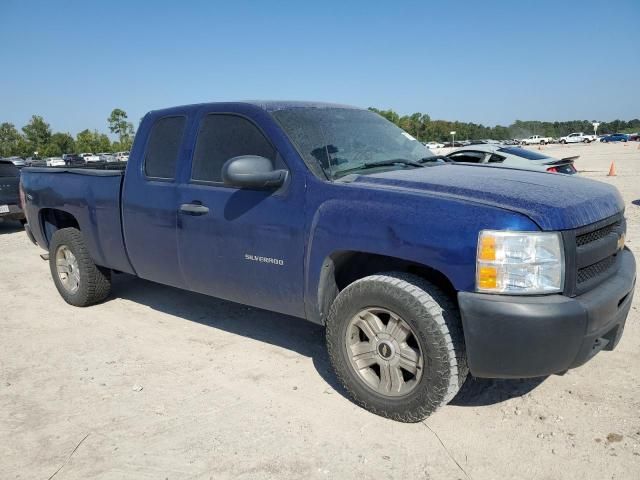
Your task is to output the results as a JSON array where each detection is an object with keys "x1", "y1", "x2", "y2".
[{"x1": 272, "y1": 108, "x2": 434, "y2": 178}]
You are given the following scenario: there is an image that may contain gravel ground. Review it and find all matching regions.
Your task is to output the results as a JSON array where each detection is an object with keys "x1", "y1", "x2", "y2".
[{"x1": 1, "y1": 142, "x2": 639, "y2": 479}]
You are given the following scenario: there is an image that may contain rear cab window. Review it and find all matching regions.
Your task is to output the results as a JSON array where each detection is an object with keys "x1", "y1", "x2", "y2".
[{"x1": 144, "y1": 116, "x2": 186, "y2": 179}]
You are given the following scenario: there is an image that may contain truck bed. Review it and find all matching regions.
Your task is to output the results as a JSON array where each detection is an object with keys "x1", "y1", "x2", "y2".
[{"x1": 21, "y1": 166, "x2": 134, "y2": 274}]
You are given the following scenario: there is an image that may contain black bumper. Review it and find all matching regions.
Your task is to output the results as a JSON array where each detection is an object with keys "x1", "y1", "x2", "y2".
[
  {"x1": 458, "y1": 248, "x2": 636, "y2": 378},
  {"x1": 0, "y1": 203, "x2": 24, "y2": 221}
]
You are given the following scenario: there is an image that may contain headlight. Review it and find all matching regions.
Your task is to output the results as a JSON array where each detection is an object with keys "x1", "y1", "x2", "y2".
[{"x1": 476, "y1": 230, "x2": 564, "y2": 294}]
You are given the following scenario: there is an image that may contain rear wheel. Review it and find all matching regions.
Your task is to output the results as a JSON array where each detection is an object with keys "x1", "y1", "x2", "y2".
[
  {"x1": 49, "y1": 227, "x2": 111, "y2": 306},
  {"x1": 326, "y1": 272, "x2": 468, "y2": 422}
]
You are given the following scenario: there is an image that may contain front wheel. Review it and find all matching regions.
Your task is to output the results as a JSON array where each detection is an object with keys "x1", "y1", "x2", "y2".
[
  {"x1": 326, "y1": 273, "x2": 468, "y2": 422},
  {"x1": 49, "y1": 227, "x2": 111, "y2": 306}
]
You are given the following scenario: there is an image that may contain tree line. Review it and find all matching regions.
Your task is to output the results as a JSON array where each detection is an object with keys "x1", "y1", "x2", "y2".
[
  {"x1": 368, "y1": 108, "x2": 640, "y2": 142},
  {"x1": 2, "y1": 107, "x2": 639, "y2": 158},
  {"x1": 0, "y1": 109, "x2": 135, "y2": 158}
]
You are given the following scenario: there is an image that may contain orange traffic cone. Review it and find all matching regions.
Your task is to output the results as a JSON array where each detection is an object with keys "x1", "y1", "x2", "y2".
[{"x1": 608, "y1": 161, "x2": 617, "y2": 176}]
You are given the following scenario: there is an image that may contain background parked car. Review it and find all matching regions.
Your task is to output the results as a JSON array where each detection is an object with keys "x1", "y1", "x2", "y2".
[
  {"x1": 0, "y1": 156, "x2": 26, "y2": 167},
  {"x1": 114, "y1": 151, "x2": 130, "y2": 162},
  {"x1": 62, "y1": 154, "x2": 85, "y2": 166},
  {"x1": 0, "y1": 158, "x2": 25, "y2": 223},
  {"x1": 423, "y1": 141, "x2": 445, "y2": 149},
  {"x1": 559, "y1": 132, "x2": 597, "y2": 144},
  {"x1": 520, "y1": 135, "x2": 553, "y2": 145},
  {"x1": 446, "y1": 144, "x2": 578, "y2": 174},
  {"x1": 45, "y1": 157, "x2": 65, "y2": 167},
  {"x1": 600, "y1": 133, "x2": 629, "y2": 142},
  {"x1": 628, "y1": 133, "x2": 640, "y2": 141},
  {"x1": 80, "y1": 152, "x2": 101, "y2": 163},
  {"x1": 25, "y1": 157, "x2": 46, "y2": 167},
  {"x1": 97, "y1": 152, "x2": 116, "y2": 162}
]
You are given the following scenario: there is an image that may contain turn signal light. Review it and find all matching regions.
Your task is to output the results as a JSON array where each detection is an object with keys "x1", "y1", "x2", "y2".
[
  {"x1": 478, "y1": 235, "x2": 496, "y2": 261},
  {"x1": 477, "y1": 266, "x2": 498, "y2": 289}
]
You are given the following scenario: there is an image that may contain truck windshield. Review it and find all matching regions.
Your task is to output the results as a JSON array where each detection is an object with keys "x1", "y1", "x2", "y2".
[{"x1": 271, "y1": 108, "x2": 435, "y2": 179}]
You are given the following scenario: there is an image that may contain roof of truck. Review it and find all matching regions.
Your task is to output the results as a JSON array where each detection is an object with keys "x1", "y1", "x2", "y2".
[
  {"x1": 149, "y1": 100, "x2": 361, "y2": 116},
  {"x1": 244, "y1": 100, "x2": 360, "y2": 112}
]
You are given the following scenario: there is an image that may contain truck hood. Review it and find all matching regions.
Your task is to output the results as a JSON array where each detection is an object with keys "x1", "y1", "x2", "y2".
[{"x1": 353, "y1": 163, "x2": 623, "y2": 231}]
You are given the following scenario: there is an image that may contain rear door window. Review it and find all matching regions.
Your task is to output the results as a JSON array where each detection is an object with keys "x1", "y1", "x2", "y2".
[{"x1": 144, "y1": 116, "x2": 186, "y2": 179}]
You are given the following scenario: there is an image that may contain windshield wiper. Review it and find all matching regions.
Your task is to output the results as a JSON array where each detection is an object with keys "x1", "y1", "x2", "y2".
[{"x1": 333, "y1": 158, "x2": 425, "y2": 178}]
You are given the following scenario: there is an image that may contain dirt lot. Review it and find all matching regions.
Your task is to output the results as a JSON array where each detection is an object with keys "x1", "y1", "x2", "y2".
[{"x1": 1, "y1": 142, "x2": 639, "y2": 479}]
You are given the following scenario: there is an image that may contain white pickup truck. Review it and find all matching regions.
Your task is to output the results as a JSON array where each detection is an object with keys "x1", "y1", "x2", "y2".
[
  {"x1": 80, "y1": 152, "x2": 101, "y2": 163},
  {"x1": 520, "y1": 135, "x2": 553, "y2": 145},
  {"x1": 559, "y1": 132, "x2": 597, "y2": 144}
]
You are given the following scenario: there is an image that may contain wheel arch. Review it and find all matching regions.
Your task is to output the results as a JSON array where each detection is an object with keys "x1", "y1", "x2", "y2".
[
  {"x1": 313, "y1": 250, "x2": 457, "y2": 325},
  {"x1": 39, "y1": 208, "x2": 80, "y2": 249}
]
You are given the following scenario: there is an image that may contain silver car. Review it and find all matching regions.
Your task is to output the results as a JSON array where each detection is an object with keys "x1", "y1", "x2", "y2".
[{"x1": 446, "y1": 144, "x2": 577, "y2": 174}]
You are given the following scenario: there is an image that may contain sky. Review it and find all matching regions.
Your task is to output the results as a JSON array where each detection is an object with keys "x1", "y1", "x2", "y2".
[{"x1": 1, "y1": 0, "x2": 639, "y2": 136}]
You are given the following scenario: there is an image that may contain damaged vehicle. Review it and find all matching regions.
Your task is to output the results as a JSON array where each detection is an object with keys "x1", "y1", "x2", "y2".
[
  {"x1": 447, "y1": 144, "x2": 578, "y2": 174},
  {"x1": 20, "y1": 102, "x2": 635, "y2": 422}
]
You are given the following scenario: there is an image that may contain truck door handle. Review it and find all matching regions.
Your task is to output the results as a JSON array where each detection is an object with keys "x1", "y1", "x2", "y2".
[{"x1": 179, "y1": 203, "x2": 209, "y2": 215}]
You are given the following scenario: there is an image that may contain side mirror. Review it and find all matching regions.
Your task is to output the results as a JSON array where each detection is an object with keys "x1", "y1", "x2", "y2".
[{"x1": 222, "y1": 155, "x2": 288, "y2": 189}]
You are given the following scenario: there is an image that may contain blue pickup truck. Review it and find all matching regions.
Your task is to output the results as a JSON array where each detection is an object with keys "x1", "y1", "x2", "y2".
[{"x1": 21, "y1": 101, "x2": 636, "y2": 422}]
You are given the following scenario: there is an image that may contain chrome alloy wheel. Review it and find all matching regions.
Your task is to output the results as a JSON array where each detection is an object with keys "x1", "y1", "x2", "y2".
[
  {"x1": 55, "y1": 245, "x2": 80, "y2": 293},
  {"x1": 345, "y1": 307, "x2": 423, "y2": 397}
]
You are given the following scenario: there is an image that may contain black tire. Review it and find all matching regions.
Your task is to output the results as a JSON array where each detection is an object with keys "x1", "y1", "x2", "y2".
[
  {"x1": 326, "y1": 272, "x2": 468, "y2": 422},
  {"x1": 560, "y1": 140, "x2": 566, "y2": 144},
  {"x1": 49, "y1": 227, "x2": 111, "y2": 306}
]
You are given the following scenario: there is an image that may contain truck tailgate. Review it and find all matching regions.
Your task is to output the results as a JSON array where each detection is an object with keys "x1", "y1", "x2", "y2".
[
  {"x1": 0, "y1": 163, "x2": 20, "y2": 206},
  {"x1": 21, "y1": 167, "x2": 135, "y2": 274}
]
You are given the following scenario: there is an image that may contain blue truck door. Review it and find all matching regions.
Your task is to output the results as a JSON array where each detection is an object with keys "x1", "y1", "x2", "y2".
[
  {"x1": 176, "y1": 112, "x2": 306, "y2": 317},
  {"x1": 122, "y1": 114, "x2": 189, "y2": 289}
]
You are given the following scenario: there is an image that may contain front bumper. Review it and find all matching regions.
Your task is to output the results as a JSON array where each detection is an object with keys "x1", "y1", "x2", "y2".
[{"x1": 458, "y1": 248, "x2": 636, "y2": 378}]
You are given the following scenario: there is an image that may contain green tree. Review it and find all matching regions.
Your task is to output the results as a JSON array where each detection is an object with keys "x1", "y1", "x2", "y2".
[
  {"x1": 0, "y1": 122, "x2": 23, "y2": 157},
  {"x1": 76, "y1": 129, "x2": 111, "y2": 153},
  {"x1": 22, "y1": 115, "x2": 52, "y2": 155},
  {"x1": 41, "y1": 132, "x2": 76, "y2": 157},
  {"x1": 108, "y1": 108, "x2": 135, "y2": 151}
]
